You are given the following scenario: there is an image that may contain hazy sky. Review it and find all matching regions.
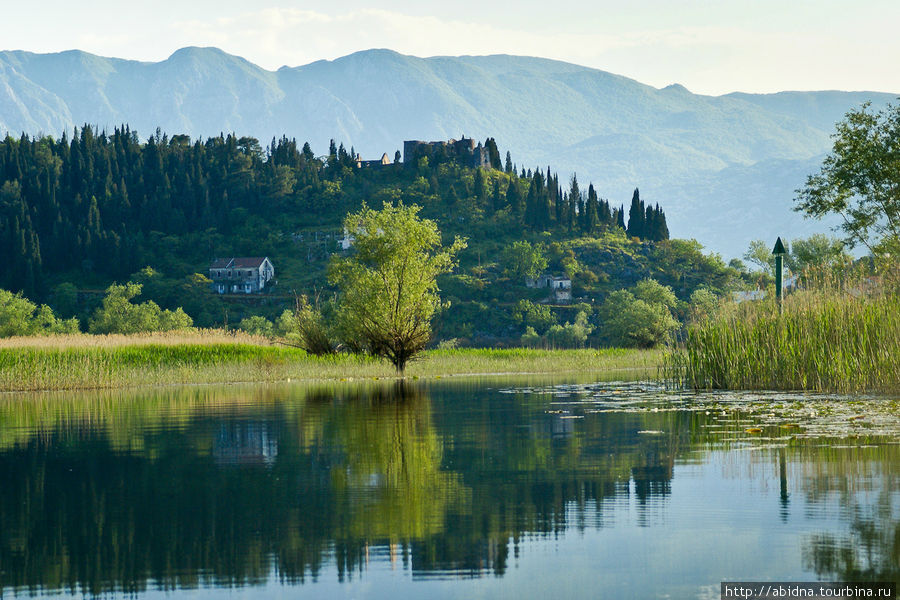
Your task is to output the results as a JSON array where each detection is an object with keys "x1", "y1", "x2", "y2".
[{"x1": 5, "y1": 0, "x2": 899, "y2": 95}]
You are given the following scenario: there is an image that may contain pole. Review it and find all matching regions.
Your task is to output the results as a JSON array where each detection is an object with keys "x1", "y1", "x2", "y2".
[
  {"x1": 775, "y1": 253, "x2": 783, "y2": 315},
  {"x1": 772, "y1": 237, "x2": 786, "y2": 315}
]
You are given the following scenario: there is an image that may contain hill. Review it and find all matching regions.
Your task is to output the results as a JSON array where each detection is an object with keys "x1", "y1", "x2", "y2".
[
  {"x1": 0, "y1": 128, "x2": 752, "y2": 346},
  {"x1": 0, "y1": 47, "x2": 895, "y2": 258}
]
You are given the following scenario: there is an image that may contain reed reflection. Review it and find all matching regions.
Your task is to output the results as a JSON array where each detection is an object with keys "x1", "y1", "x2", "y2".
[{"x1": 1, "y1": 381, "x2": 897, "y2": 596}]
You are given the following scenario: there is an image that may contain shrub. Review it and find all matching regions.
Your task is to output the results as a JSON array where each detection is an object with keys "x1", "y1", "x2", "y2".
[
  {"x1": 88, "y1": 283, "x2": 193, "y2": 334},
  {"x1": 0, "y1": 289, "x2": 80, "y2": 337}
]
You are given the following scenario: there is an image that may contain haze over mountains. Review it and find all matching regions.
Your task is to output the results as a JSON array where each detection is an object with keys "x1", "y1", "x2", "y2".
[{"x1": 1, "y1": 46, "x2": 895, "y2": 258}]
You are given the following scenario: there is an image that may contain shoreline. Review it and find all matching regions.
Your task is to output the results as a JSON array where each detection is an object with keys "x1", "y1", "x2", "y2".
[{"x1": 0, "y1": 336, "x2": 663, "y2": 393}]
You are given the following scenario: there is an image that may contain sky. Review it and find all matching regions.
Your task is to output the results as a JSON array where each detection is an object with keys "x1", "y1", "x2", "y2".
[{"x1": 4, "y1": 0, "x2": 900, "y2": 96}]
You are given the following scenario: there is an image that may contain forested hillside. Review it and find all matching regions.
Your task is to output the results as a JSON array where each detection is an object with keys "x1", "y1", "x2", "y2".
[
  {"x1": 0, "y1": 127, "x2": 751, "y2": 345},
  {"x1": 1, "y1": 47, "x2": 894, "y2": 257}
]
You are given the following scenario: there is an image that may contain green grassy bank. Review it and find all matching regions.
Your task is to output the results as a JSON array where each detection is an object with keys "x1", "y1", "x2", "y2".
[
  {"x1": 0, "y1": 332, "x2": 661, "y2": 392},
  {"x1": 666, "y1": 277, "x2": 900, "y2": 393}
]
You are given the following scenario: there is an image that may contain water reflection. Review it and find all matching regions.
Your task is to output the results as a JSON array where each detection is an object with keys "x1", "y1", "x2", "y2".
[{"x1": 0, "y1": 379, "x2": 897, "y2": 597}]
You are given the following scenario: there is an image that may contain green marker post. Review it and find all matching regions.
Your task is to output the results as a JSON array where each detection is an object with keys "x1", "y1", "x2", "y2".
[{"x1": 772, "y1": 237, "x2": 786, "y2": 314}]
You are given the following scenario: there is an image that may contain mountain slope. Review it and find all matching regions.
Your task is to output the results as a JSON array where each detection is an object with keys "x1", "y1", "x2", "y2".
[{"x1": 0, "y1": 47, "x2": 895, "y2": 257}]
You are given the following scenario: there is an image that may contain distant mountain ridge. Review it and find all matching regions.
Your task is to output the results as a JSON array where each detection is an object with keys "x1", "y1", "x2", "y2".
[{"x1": 0, "y1": 46, "x2": 895, "y2": 257}]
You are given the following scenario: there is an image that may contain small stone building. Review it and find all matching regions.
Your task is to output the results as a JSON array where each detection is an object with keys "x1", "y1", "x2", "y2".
[
  {"x1": 403, "y1": 137, "x2": 491, "y2": 168},
  {"x1": 356, "y1": 152, "x2": 392, "y2": 168},
  {"x1": 209, "y1": 257, "x2": 275, "y2": 294},
  {"x1": 526, "y1": 274, "x2": 572, "y2": 303}
]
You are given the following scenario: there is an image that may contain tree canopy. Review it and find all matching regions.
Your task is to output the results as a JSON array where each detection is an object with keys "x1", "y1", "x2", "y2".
[
  {"x1": 88, "y1": 282, "x2": 193, "y2": 334},
  {"x1": 598, "y1": 279, "x2": 679, "y2": 348},
  {"x1": 0, "y1": 289, "x2": 79, "y2": 337},
  {"x1": 329, "y1": 203, "x2": 466, "y2": 372},
  {"x1": 796, "y1": 102, "x2": 900, "y2": 257},
  {"x1": 501, "y1": 240, "x2": 548, "y2": 281}
]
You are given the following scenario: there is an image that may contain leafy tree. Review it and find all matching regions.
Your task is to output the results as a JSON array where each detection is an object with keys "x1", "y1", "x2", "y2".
[
  {"x1": 0, "y1": 288, "x2": 79, "y2": 337},
  {"x1": 688, "y1": 287, "x2": 720, "y2": 322},
  {"x1": 633, "y1": 278, "x2": 678, "y2": 309},
  {"x1": 88, "y1": 282, "x2": 193, "y2": 334},
  {"x1": 796, "y1": 102, "x2": 900, "y2": 257},
  {"x1": 743, "y1": 239, "x2": 777, "y2": 272},
  {"x1": 501, "y1": 240, "x2": 548, "y2": 281},
  {"x1": 599, "y1": 279, "x2": 679, "y2": 348},
  {"x1": 520, "y1": 325, "x2": 542, "y2": 348},
  {"x1": 787, "y1": 234, "x2": 850, "y2": 273},
  {"x1": 544, "y1": 310, "x2": 593, "y2": 348},
  {"x1": 277, "y1": 296, "x2": 338, "y2": 355},
  {"x1": 329, "y1": 203, "x2": 466, "y2": 372},
  {"x1": 238, "y1": 315, "x2": 274, "y2": 337},
  {"x1": 511, "y1": 299, "x2": 556, "y2": 334}
]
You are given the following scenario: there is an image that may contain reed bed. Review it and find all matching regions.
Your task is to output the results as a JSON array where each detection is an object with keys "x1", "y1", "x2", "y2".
[
  {"x1": 666, "y1": 264, "x2": 900, "y2": 392},
  {"x1": 0, "y1": 336, "x2": 661, "y2": 393},
  {"x1": 0, "y1": 328, "x2": 271, "y2": 349}
]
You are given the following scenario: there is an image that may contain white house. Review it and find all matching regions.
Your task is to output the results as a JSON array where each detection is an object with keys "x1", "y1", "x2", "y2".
[{"x1": 209, "y1": 257, "x2": 275, "y2": 294}]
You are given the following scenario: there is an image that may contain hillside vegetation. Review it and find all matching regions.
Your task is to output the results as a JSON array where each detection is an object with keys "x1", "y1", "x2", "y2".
[
  {"x1": 0, "y1": 127, "x2": 755, "y2": 346},
  {"x1": 1, "y1": 47, "x2": 894, "y2": 256}
]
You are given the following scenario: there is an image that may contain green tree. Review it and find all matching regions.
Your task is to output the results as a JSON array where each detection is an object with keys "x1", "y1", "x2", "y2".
[
  {"x1": 743, "y1": 239, "x2": 777, "y2": 272},
  {"x1": 329, "y1": 202, "x2": 466, "y2": 373},
  {"x1": 626, "y1": 188, "x2": 645, "y2": 239},
  {"x1": 277, "y1": 296, "x2": 338, "y2": 355},
  {"x1": 688, "y1": 287, "x2": 720, "y2": 323},
  {"x1": 501, "y1": 240, "x2": 548, "y2": 281},
  {"x1": 88, "y1": 282, "x2": 193, "y2": 334},
  {"x1": 520, "y1": 325, "x2": 542, "y2": 348},
  {"x1": 599, "y1": 279, "x2": 679, "y2": 348},
  {"x1": 238, "y1": 315, "x2": 274, "y2": 337},
  {"x1": 0, "y1": 289, "x2": 79, "y2": 337},
  {"x1": 796, "y1": 102, "x2": 900, "y2": 257},
  {"x1": 787, "y1": 234, "x2": 850, "y2": 273},
  {"x1": 511, "y1": 299, "x2": 556, "y2": 334},
  {"x1": 633, "y1": 278, "x2": 678, "y2": 310},
  {"x1": 544, "y1": 310, "x2": 593, "y2": 348}
]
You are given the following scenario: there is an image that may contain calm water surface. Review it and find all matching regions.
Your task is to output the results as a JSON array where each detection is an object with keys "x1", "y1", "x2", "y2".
[{"x1": 1, "y1": 376, "x2": 898, "y2": 599}]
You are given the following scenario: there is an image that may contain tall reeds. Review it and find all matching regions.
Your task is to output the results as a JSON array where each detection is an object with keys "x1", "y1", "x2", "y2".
[{"x1": 666, "y1": 262, "x2": 900, "y2": 392}]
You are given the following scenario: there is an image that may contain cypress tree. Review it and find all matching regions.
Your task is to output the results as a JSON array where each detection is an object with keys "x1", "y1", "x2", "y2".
[
  {"x1": 626, "y1": 188, "x2": 645, "y2": 238},
  {"x1": 599, "y1": 198, "x2": 612, "y2": 227},
  {"x1": 474, "y1": 168, "x2": 487, "y2": 206},
  {"x1": 654, "y1": 203, "x2": 670, "y2": 240},
  {"x1": 484, "y1": 138, "x2": 502, "y2": 170},
  {"x1": 569, "y1": 174, "x2": 581, "y2": 223},
  {"x1": 586, "y1": 184, "x2": 600, "y2": 234},
  {"x1": 507, "y1": 179, "x2": 522, "y2": 213}
]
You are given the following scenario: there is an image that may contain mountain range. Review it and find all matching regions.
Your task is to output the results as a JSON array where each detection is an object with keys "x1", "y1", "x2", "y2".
[{"x1": 1, "y1": 46, "x2": 895, "y2": 258}]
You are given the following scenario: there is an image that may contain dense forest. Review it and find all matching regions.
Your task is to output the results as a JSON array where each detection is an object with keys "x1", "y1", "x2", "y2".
[{"x1": 0, "y1": 126, "x2": 752, "y2": 345}]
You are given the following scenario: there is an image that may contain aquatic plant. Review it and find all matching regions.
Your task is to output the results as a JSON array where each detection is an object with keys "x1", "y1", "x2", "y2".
[{"x1": 666, "y1": 263, "x2": 900, "y2": 392}]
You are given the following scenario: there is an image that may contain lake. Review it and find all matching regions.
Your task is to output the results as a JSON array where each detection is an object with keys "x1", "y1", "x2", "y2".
[{"x1": 1, "y1": 376, "x2": 898, "y2": 599}]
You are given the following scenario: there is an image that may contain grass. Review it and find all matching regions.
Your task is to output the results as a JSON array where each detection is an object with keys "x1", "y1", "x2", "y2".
[
  {"x1": 665, "y1": 265, "x2": 900, "y2": 393},
  {"x1": 0, "y1": 330, "x2": 662, "y2": 392}
]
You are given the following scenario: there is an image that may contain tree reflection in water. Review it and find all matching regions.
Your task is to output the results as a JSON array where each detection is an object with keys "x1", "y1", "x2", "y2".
[{"x1": 0, "y1": 380, "x2": 897, "y2": 595}]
